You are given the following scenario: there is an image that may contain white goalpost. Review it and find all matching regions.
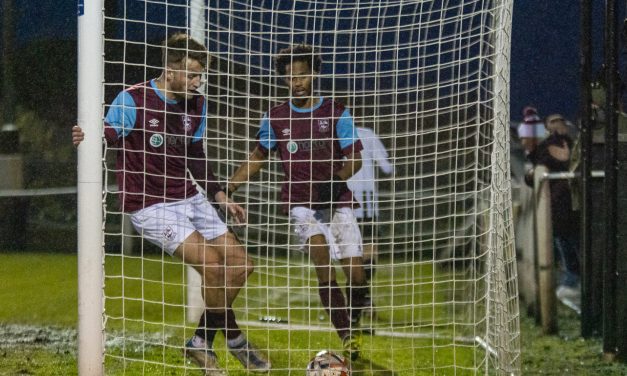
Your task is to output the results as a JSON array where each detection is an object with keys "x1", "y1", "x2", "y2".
[
  {"x1": 78, "y1": 0, "x2": 520, "y2": 375},
  {"x1": 77, "y1": 0, "x2": 104, "y2": 374}
]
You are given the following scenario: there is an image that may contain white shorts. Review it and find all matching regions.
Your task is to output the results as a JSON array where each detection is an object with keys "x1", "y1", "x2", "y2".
[
  {"x1": 130, "y1": 193, "x2": 228, "y2": 255},
  {"x1": 290, "y1": 206, "x2": 363, "y2": 261}
]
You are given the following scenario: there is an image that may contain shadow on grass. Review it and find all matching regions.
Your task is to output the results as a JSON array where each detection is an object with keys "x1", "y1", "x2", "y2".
[{"x1": 350, "y1": 357, "x2": 396, "y2": 375}]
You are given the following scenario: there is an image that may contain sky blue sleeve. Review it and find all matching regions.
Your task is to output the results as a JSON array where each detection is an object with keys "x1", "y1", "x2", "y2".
[
  {"x1": 104, "y1": 91, "x2": 136, "y2": 137},
  {"x1": 257, "y1": 113, "x2": 277, "y2": 150},
  {"x1": 192, "y1": 100, "x2": 207, "y2": 143},
  {"x1": 336, "y1": 108, "x2": 358, "y2": 149}
]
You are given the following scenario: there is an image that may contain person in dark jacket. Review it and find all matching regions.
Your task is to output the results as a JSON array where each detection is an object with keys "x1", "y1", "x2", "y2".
[{"x1": 535, "y1": 114, "x2": 580, "y2": 305}]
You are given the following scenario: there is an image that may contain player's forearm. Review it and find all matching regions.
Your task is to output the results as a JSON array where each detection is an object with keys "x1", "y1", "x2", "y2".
[
  {"x1": 227, "y1": 147, "x2": 266, "y2": 193},
  {"x1": 335, "y1": 152, "x2": 362, "y2": 180},
  {"x1": 379, "y1": 160, "x2": 394, "y2": 175}
]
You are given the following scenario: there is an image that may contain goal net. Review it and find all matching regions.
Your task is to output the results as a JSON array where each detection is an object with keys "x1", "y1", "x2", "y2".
[{"x1": 96, "y1": 0, "x2": 520, "y2": 374}]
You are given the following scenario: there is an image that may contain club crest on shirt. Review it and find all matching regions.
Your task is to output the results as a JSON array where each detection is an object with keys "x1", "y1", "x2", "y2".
[
  {"x1": 182, "y1": 115, "x2": 192, "y2": 131},
  {"x1": 163, "y1": 225, "x2": 176, "y2": 241},
  {"x1": 318, "y1": 119, "x2": 330, "y2": 132},
  {"x1": 287, "y1": 140, "x2": 299, "y2": 154},
  {"x1": 149, "y1": 133, "x2": 164, "y2": 147}
]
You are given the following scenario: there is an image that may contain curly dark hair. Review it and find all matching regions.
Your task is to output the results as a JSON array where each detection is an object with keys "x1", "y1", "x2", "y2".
[
  {"x1": 162, "y1": 32, "x2": 210, "y2": 69},
  {"x1": 274, "y1": 44, "x2": 321, "y2": 76}
]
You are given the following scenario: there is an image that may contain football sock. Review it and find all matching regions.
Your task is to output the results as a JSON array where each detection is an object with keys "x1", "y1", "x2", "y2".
[
  {"x1": 346, "y1": 285, "x2": 370, "y2": 324},
  {"x1": 194, "y1": 310, "x2": 219, "y2": 348},
  {"x1": 194, "y1": 307, "x2": 243, "y2": 346},
  {"x1": 319, "y1": 280, "x2": 351, "y2": 340},
  {"x1": 226, "y1": 333, "x2": 246, "y2": 348},
  {"x1": 223, "y1": 307, "x2": 243, "y2": 340}
]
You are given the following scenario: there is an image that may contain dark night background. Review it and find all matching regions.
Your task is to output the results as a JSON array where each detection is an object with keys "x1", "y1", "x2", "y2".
[
  {"x1": 0, "y1": 1, "x2": 615, "y2": 123},
  {"x1": 0, "y1": 2, "x2": 614, "y2": 251},
  {"x1": 3, "y1": 2, "x2": 627, "y2": 366}
]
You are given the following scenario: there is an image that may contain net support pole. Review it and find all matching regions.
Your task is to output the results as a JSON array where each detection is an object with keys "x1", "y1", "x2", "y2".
[
  {"x1": 579, "y1": 0, "x2": 596, "y2": 339},
  {"x1": 603, "y1": 0, "x2": 619, "y2": 360},
  {"x1": 488, "y1": 2, "x2": 519, "y2": 372},
  {"x1": 77, "y1": 0, "x2": 104, "y2": 374}
]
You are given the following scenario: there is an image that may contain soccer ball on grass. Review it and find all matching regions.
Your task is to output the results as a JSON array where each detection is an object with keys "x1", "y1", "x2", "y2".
[{"x1": 306, "y1": 350, "x2": 349, "y2": 375}]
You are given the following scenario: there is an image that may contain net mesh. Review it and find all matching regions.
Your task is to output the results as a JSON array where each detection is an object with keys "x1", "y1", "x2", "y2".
[{"x1": 101, "y1": 0, "x2": 520, "y2": 374}]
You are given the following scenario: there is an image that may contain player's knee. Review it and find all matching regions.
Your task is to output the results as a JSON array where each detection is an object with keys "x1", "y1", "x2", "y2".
[
  {"x1": 225, "y1": 256, "x2": 254, "y2": 282},
  {"x1": 200, "y1": 262, "x2": 224, "y2": 280},
  {"x1": 244, "y1": 258, "x2": 255, "y2": 277}
]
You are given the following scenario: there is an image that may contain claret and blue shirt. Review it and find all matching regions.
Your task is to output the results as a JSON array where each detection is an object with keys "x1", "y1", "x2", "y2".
[
  {"x1": 103, "y1": 79, "x2": 220, "y2": 212},
  {"x1": 257, "y1": 96, "x2": 363, "y2": 212},
  {"x1": 103, "y1": 81, "x2": 362, "y2": 214}
]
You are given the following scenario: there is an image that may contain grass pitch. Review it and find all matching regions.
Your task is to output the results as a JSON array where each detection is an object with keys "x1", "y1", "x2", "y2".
[
  {"x1": 101, "y1": 253, "x2": 477, "y2": 375},
  {"x1": 1, "y1": 253, "x2": 627, "y2": 375}
]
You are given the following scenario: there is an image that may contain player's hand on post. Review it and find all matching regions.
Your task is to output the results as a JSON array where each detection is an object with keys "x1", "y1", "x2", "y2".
[
  {"x1": 214, "y1": 190, "x2": 246, "y2": 224},
  {"x1": 72, "y1": 125, "x2": 85, "y2": 146}
]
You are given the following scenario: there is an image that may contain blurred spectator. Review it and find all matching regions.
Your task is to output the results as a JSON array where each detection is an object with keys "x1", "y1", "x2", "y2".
[
  {"x1": 347, "y1": 127, "x2": 394, "y2": 278},
  {"x1": 517, "y1": 106, "x2": 548, "y2": 163},
  {"x1": 346, "y1": 126, "x2": 393, "y2": 332},
  {"x1": 535, "y1": 114, "x2": 581, "y2": 306}
]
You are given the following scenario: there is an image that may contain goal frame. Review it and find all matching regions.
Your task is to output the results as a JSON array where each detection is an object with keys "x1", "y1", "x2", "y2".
[
  {"x1": 77, "y1": 1, "x2": 519, "y2": 374},
  {"x1": 77, "y1": 0, "x2": 105, "y2": 375}
]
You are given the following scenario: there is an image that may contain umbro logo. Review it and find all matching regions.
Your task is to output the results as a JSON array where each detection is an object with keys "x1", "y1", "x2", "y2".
[
  {"x1": 282, "y1": 128, "x2": 291, "y2": 136},
  {"x1": 148, "y1": 118, "x2": 160, "y2": 127}
]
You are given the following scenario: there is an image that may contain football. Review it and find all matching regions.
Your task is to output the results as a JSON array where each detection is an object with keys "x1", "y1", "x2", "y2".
[{"x1": 306, "y1": 350, "x2": 350, "y2": 376}]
